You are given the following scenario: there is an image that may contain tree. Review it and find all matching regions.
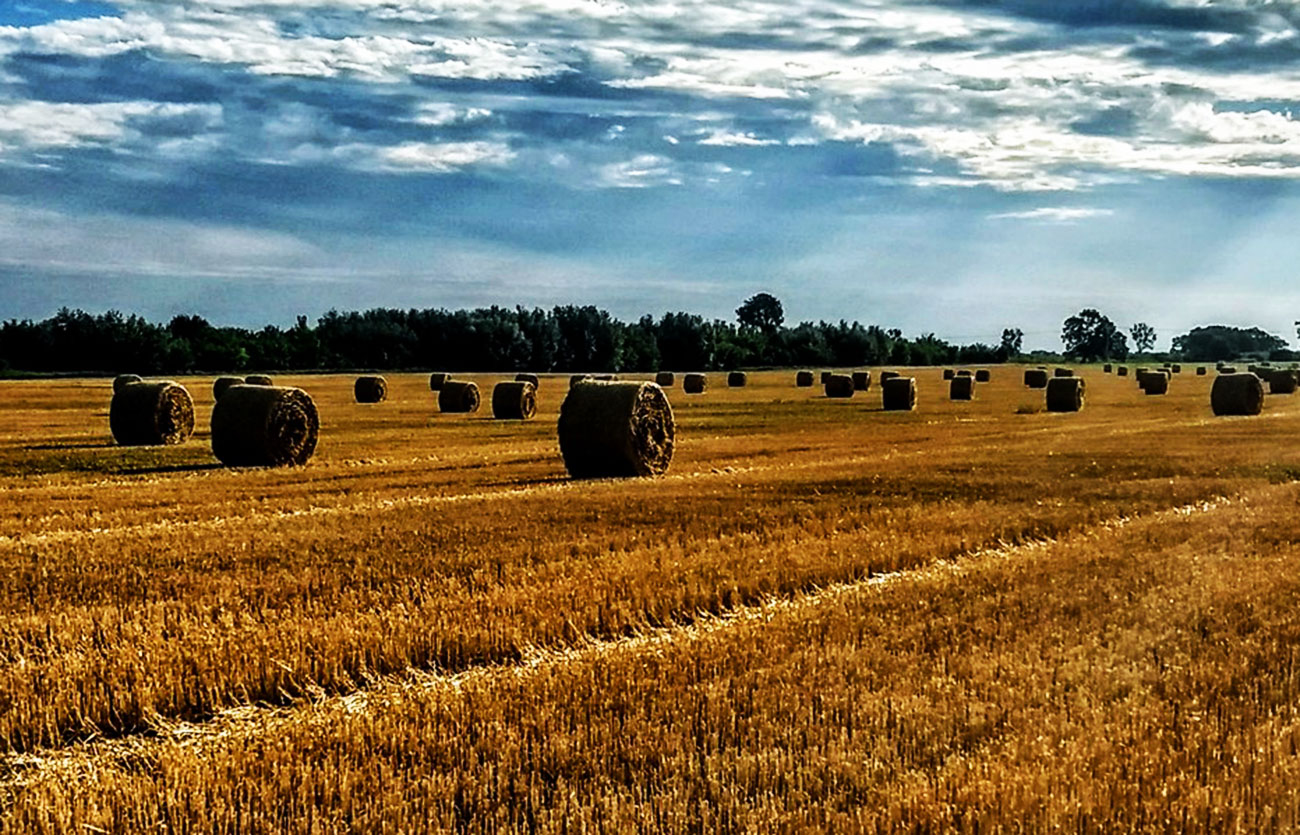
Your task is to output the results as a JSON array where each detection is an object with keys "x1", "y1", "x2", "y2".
[
  {"x1": 735, "y1": 292, "x2": 784, "y2": 334},
  {"x1": 1062, "y1": 309, "x2": 1128, "y2": 361},
  {"x1": 1171, "y1": 325, "x2": 1287, "y2": 361},
  {"x1": 1130, "y1": 322, "x2": 1156, "y2": 354},
  {"x1": 1000, "y1": 328, "x2": 1024, "y2": 357}
]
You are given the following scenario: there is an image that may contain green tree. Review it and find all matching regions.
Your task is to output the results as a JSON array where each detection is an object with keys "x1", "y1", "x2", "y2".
[
  {"x1": 735, "y1": 292, "x2": 784, "y2": 334},
  {"x1": 1062, "y1": 309, "x2": 1128, "y2": 361},
  {"x1": 1130, "y1": 322, "x2": 1156, "y2": 354},
  {"x1": 1000, "y1": 328, "x2": 1024, "y2": 357}
]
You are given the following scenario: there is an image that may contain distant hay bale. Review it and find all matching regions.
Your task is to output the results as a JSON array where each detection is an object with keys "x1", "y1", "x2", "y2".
[
  {"x1": 439, "y1": 381, "x2": 481, "y2": 413},
  {"x1": 1117, "y1": 366, "x2": 1129, "y2": 376},
  {"x1": 245, "y1": 374, "x2": 273, "y2": 386},
  {"x1": 558, "y1": 380, "x2": 675, "y2": 478},
  {"x1": 943, "y1": 369, "x2": 955, "y2": 380},
  {"x1": 429, "y1": 372, "x2": 451, "y2": 391},
  {"x1": 516, "y1": 373, "x2": 541, "y2": 388},
  {"x1": 110, "y1": 381, "x2": 195, "y2": 447},
  {"x1": 212, "y1": 376, "x2": 243, "y2": 401},
  {"x1": 851, "y1": 371, "x2": 871, "y2": 391},
  {"x1": 950, "y1": 375, "x2": 975, "y2": 401},
  {"x1": 1212, "y1": 373, "x2": 1264, "y2": 416},
  {"x1": 683, "y1": 373, "x2": 707, "y2": 394},
  {"x1": 825, "y1": 374, "x2": 854, "y2": 398},
  {"x1": 211, "y1": 385, "x2": 319, "y2": 467},
  {"x1": 355, "y1": 375, "x2": 388, "y2": 404},
  {"x1": 881, "y1": 377, "x2": 917, "y2": 411},
  {"x1": 1219, "y1": 366, "x2": 1237, "y2": 374},
  {"x1": 1103, "y1": 364, "x2": 1112, "y2": 373},
  {"x1": 592, "y1": 374, "x2": 619, "y2": 381},
  {"x1": 1197, "y1": 367, "x2": 1207, "y2": 376},
  {"x1": 1024, "y1": 369, "x2": 1049, "y2": 388},
  {"x1": 1140, "y1": 370, "x2": 1169, "y2": 395},
  {"x1": 1054, "y1": 368, "x2": 1074, "y2": 378},
  {"x1": 820, "y1": 371, "x2": 833, "y2": 384},
  {"x1": 955, "y1": 370, "x2": 973, "y2": 378},
  {"x1": 1046, "y1": 377, "x2": 1086, "y2": 413},
  {"x1": 570, "y1": 374, "x2": 593, "y2": 389},
  {"x1": 654, "y1": 371, "x2": 675, "y2": 387},
  {"x1": 113, "y1": 374, "x2": 142, "y2": 394},
  {"x1": 727, "y1": 371, "x2": 748, "y2": 387},
  {"x1": 796, "y1": 370, "x2": 815, "y2": 387},
  {"x1": 880, "y1": 370, "x2": 900, "y2": 382},
  {"x1": 975, "y1": 369, "x2": 991, "y2": 383},
  {"x1": 1268, "y1": 370, "x2": 1298, "y2": 395},
  {"x1": 492, "y1": 381, "x2": 538, "y2": 420},
  {"x1": 1172, "y1": 364, "x2": 1182, "y2": 373}
]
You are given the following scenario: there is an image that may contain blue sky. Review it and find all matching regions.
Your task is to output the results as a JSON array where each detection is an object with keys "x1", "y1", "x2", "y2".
[{"x1": 3, "y1": 0, "x2": 1300, "y2": 350}]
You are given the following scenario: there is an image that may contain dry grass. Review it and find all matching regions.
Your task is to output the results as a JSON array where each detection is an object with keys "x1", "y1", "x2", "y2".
[{"x1": 2, "y1": 368, "x2": 1300, "y2": 830}]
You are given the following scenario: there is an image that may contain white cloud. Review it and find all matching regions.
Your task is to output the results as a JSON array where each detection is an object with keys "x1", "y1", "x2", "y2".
[
  {"x1": 377, "y1": 141, "x2": 515, "y2": 171},
  {"x1": 990, "y1": 207, "x2": 1115, "y2": 222},
  {"x1": 697, "y1": 130, "x2": 781, "y2": 147},
  {"x1": 0, "y1": 101, "x2": 220, "y2": 153}
]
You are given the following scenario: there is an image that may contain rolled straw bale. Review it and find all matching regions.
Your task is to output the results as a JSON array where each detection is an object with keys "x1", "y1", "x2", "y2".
[
  {"x1": 113, "y1": 374, "x2": 142, "y2": 394},
  {"x1": 975, "y1": 369, "x2": 991, "y2": 383},
  {"x1": 796, "y1": 370, "x2": 815, "y2": 387},
  {"x1": 1104, "y1": 364, "x2": 1112, "y2": 373},
  {"x1": 955, "y1": 370, "x2": 973, "y2": 378},
  {"x1": 950, "y1": 375, "x2": 975, "y2": 401},
  {"x1": 1197, "y1": 367, "x2": 1207, "y2": 376},
  {"x1": 213, "y1": 376, "x2": 243, "y2": 401},
  {"x1": 1046, "y1": 377, "x2": 1086, "y2": 413},
  {"x1": 880, "y1": 370, "x2": 901, "y2": 382},
  {"x1": 1024, "y1": 369, "x2": 1049, "y2": 388},
  {"x1": 110, "y1": 381, "x2": 195, "y2": 446},
  {"x1": 683, "y1": 373, "x2": 707, "y2": 394},
  {"x1": 943, "y1": 369, "x2": 955, "y2": 380},
  {"x1": 852, "y1": 371, "x2": 872, "y2": 391},
  {"x1": 881, "y1": 377, "x2": 917, "y2": 411},
  {"x1": 492, "y1": 381, "x2": 537, "y2": 420},
  {"x1": 1140, "y1": 371, "x2": 1169, "y2": 395},
  {"x1": 727, "y1": 371, "x2": 748, "y2": 387},
  {"x1": 558, "y1": 380, "x2": 674, "y2": 478},
  {"x1": 211, "y1": 385, "x2": 318, "y2": 467},
  {"x1": 820, "y1": 371, "x2": 833, "y2": 384},
  {"x1": 1268, "y1": 370, "x2": 1298, "y2": 395},
  {"x1": 245, "y1": 374, "x2": 273, "y2": 386},
  {"x1": 516, "y1": 373, "x2": 541, "y2": 388},
  {"x1": 570, "y1": 374, "x2": 593, "y2": 389},
  {"x1": 592, "y1": 374, "x2": 619, "y2": 381},
  {"x1": 439, "y1": 381, "x2": 481, "y2": 413},
  {"x1": 1211, "y1": 373, "x2": 1264, "y2": 416},
  {"x1": 1172, "y1": 364, "x2": 1183, "y2": 373},
  {"x1": 654, "y1": 372, "x2": 675, "y2": 387},
  {"x1": 825, "y1": 374, "x2": 854, "y2": 398},
  {"x1": 354, "y1": 375, "x2": 388, "y2": 404},
  {"x1": 1054, "y1": 368, "x2": 1074, "y2": 378},
  {"x1": 1118, "y1": 366, "x2": 1129, "y2": 376},
  {"x1": 429, "y1": 372, "x2": 451, "y2": 391},
  {"x1": 1219, "y1": 366, "x2": 1237, "y2": 374}
]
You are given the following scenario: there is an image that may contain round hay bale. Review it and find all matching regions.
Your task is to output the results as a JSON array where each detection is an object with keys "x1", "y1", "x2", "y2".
[
  {"x1": 727, "y1": 371, "x2": 748, "y2": 388},
  {"x1": 113, "y1": 374, "x2": 142, "y2": 394},
  {"x1": 1219, "y1": 366, "x2": 1237, "y2": 375},
  {"x1": 820, "y1": 371, "x2": 833, "y2": 384},
  {"x1": 1268, "y1": 370, "x2": 1298, "y2": 395},
  {"x1": 1140, "y1": 371, "x2": 1169, "y2": 395},
  {"x1": 110, "y1": 381, "x2": 195, "y2": 447},
  {"x1": 355, "y1": 375, "x2": 388, "y2": 404},
  {"x1": 1212, "y1": 373, "x2": 1264, "y2": 416},
  {"x1": 1053, "y1": 368, "x2": 1073, "y2": 378},
  {"x1": 1024, "y1": 369, "x2": 1049, "y2": 388},
  {"x1": 516, "y1": 373, "x2": 541, "y2": 388},
  {"x1": 558, "y1": 381, "x2": 674, "y2": 479},
  {"x1": 213, "y1": 376, "x2": 243, "y2": 401},
  {"x1": 1046, "y1": 377, "x2": 1085, "y2": 413},
  {"x1": 943, "y1": 369, "x2": 955, "y2": 380},
  {"x1": 211, "y1": 385, "x2": 319, "y2": 467},
  {"x1": 1103, "y1": 364, "x2": 1113, "y2": 373},
  {"x1": 1117, "y1": 366, "x2": 1129, "y2": 377},
  {"x1": 683, "y1": 373, "x2": 707, "y2": 394},
  {"x1": 570, "y1": 374, "x2": 594, "y2": 389},
  {"x1": 880, "y1": 370, "x2": 901, "y2": 383},
  {"x1": 245, "y1": 374, "x2": 273, "y2": 386},
  {"x1": 955, "y1": 370, "x2": 973, "y2": 378},
  {"x1": 796, "y1": 370, "x2": 815, "y2": 387},
  {"x1": 654, "y1": 371, "x2": 675, "y2": 387},
  {"x1": 439, "y1": 381, "x2": 481, "y2": 413},
  {"x1": 429, "y1": 372, "x2": 451, "y2": 391},
  {"x1": 851, "y1": 371, "x2": 872, "y2": 391},
  {"x1": 1196, "y1": 367, "x2": 1207, "y2": 376},
  {"x1": 975, "y1": 369, "x2": 991, "y2": 383},
  {"x1": 592, "y1": 374, "x2": 619, "y2": 381},
  {"x1": 492, "y1": 381, "x2": 537, "y2": 420},
  {"x1": 950, "y1": 375, "x2": 975, "y2": 401},
  {"x1": 1172, "y1": 364, "x2": 1182, "y2": 373},
  {"x1": 825, "y1": 374, "x2": 854, "y2": 398},
  {"x1": 881, "y1": 377, "x2": 916, "y2": 411}
]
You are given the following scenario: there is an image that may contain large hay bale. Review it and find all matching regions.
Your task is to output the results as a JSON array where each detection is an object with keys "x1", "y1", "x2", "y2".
[
  {"x1": 245, "y1": 374, "x2": 273, "y2": 386},
  {"x1": 881, "y1": 377, "x2": 916, "y2": 411},
  {"x1": 213, "y1": 376, "x2": 243, "y2": 401},
  {"x1": 851, "y1": 371, "x2": 872, "y2": 391},
  {"x1": 558, "y1": 380, "x2": 674, "y2": 478},
  {"x1": 1212, "y1": 373, "x2": 1264, "y2": 416},
  {"x1": 880, "y1": 370, "x2": 901, "y2": 382},
  {"x1": 1024, "y1": 369, "x2": 1049, "y2": 388},
  {"x1": 950, "y1": 375, "x2": 975, "y2": 401},
  {"x1": 516, "y1": 373, "x2": 541, "y2": 388},
  {"x1": 110, "y1": 381, "x2": 195, "y2": 447},
  {"x1": 943, "y1": 369, "x2": 955, "y2": 380},
  {"x1": 820, "y1": 371, "x2": 833, "y2": 384},
  {"x1": 492, "y1": 381, "x2": 537, "y2": 420},
  {"x1": 975, "y1": 369, "x2": 991, "y2": 383},
  {"x1": 1117, "y1": 366, "x2": 1129, "y2": 377},
  {"x1": 429, "y1": 372, "x2": 451, "y2": 391},
  {"x1": 1140, "y1": 370, "x2": 1169, "y2": 395},
  {"x1": 439, "y1": 381, "x2": 481, "y2": 413},
  {"x1": 796, "y1": 370, "x2": 814, "y2": 387},
  {"x1": 1046, "y1": 377, "x2": 1085, "y2": 413},
  {"x1": 1269, "y1": 370, "x2": 1298, "y2": 395},
  {"x1": 1054, "y1": 368, "x2": 1073, "y2": 378},
  {"x1": 727, "y1": 371, "x2": 748, "y2": 388},
  {"x1": 211, "y1": 385, "x2": 319, "y2": 467},
  {"x1": 654, "y1": 371, "x2": 675, "y2": 387},
  {"x1": 825, "y1": 374, "x2": 854, "y2": 398},
  {"x1": 113, "y1": 374, "x2": 142, "y2": 394},
  {"x1": 683, "y1": 373, "x2": 707, "y2": 394},
  {"x1": 354, "y1": 375, "x2": 388, "y2": 404}
]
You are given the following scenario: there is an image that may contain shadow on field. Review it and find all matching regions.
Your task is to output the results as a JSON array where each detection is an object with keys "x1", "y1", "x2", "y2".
[
  {"x1": 24, "y1": 441, "x2": 118, "y2": 451},
  {"x1": 119, "y1": 462, "x2": 227, "y2": 476}
]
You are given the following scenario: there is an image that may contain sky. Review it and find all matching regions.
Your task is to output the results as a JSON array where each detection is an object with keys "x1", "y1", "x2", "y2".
[{"x1": 2, "y1": 1, "x2": 1300, "y2": 350}]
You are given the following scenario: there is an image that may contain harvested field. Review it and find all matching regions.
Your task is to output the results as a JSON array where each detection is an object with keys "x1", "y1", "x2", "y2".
[{"x1": 3, "y1": 367, "x2": 1300, "y2": 830}]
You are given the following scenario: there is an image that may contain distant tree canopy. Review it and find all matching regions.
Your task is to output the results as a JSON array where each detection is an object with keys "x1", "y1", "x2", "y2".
[
  {"x1": 1130, "y1": 322, "x2": 1157, "y2": 354},
  {"x1": 0, "y1": 299, "x2": 1019, "y2": 375},
  {"x1": 1062, "y1": 309, "x2": 1129, "y2": 362},
  {"x1": 1171, "y1": 325, "x2": 1288, "y2": 361}
]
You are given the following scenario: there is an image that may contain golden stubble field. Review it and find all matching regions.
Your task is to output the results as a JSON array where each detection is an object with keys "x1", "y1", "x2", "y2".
[{"x1": 3, "y1": 366, "x2": 1300, "y2": 832}]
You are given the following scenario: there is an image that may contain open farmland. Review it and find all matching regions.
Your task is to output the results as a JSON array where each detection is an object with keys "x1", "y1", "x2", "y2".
[{"x1": 3, "y1": 367, "x2": 1300, "y2": 831}]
